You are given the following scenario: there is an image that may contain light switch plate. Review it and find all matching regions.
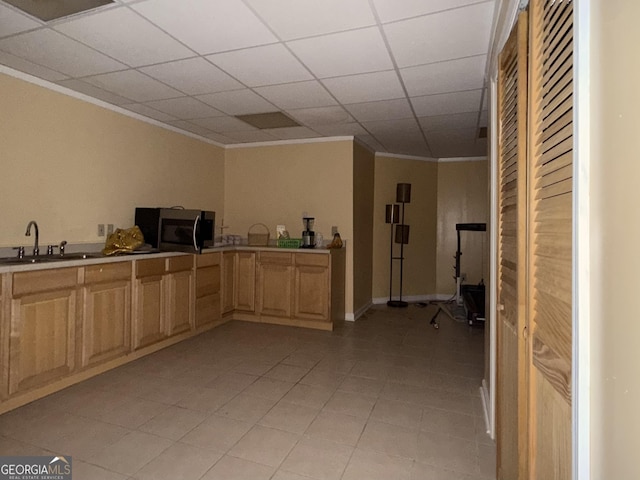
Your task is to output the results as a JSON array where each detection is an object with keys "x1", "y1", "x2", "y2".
[{"x1": 97, "y1": 224, "x2": 105, "y2": 236}]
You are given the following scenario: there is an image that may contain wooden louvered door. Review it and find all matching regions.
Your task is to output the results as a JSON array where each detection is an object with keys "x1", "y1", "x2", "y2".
[
  {"x1": 496, "y1": 10, "x2": 529, "y2": 480},
  {"x1": 526, "y1": 0, "x2": 574, "y2": 478}
]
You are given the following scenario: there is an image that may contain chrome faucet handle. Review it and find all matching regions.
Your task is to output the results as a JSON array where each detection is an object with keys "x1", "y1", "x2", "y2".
[
  {"x1": 59, "y1": 240, "x2": 67, "y2": 256},
  {"x1": 47, "y1": 245, "x2": 58, "y2": 255},
  {"x1": 13, "y1": 246, "x2": 25, "y2": 258}
]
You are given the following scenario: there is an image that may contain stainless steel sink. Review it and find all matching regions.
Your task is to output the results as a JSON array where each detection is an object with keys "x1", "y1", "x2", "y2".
[
  {"x1": 56, "y1": 252, "x2": 104, "y2": 260},
  {"x1": 0, "y1": 252, "x2": 104, "y2": 265}
]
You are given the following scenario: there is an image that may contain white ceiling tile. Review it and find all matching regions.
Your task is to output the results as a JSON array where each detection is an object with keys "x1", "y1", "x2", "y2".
[
  {"x1": 132, "y1": 0, "x2": 277, "y2": 54},
  {"x1": 196, "y1": 89, "x2": 275, "y2": 115},
  {"x1": 427, "y1": 128, "x2": 487, "y2": 158},
  {"x1": 54, "y1": 7, "x2": 193, "y2": 67},
  {"x1": 345, "y1": 98, "x2": 413, "y2": 122},
  {"x1": 254, "y1": 81, "x2": 337, "y2": 110},
  {"x1": 0, "y1": 29, "x2": 126, "y2": 76},
  {"x1": 287, "y1": 27, "x2": 393, "y2": 78},
  {"x1": 361, "y1": 117, "x2": 423, "y2": 139},
  {"x1": 204, "y1": 132, "x2": 235, "y2": 144},
  {"x1": 206, "y1": 44, "x2": 312, "y2": 87},
  {"x1": 246, "y1": 0, "x2": 375, "y2": 41},
  {"x1": 263, "y1": 126, "x2": 321, "y2": 140},
  {"x1": 121, "y1": 103, "x2": 178, "y2": 122},
  {"x1": 139, "y1": 58, "x2": 242, "y2": 95},
  {"x1": 384, "y1": 3, "x2": 494, "y2": 68},
  {"x1": 322, "y1": 70, "x2": 404, "y2": 104},
  {"x1": 419, "y1": 112, "x2": 479, "y2": 132},
  {"x1": 372, "y1": 0, "x2": 489, "y2": 23},
  {"x1": 166, "y1": 120, "x2": 213, "y2": 136},
  {"x1": 57, "y1": 78, "x2": 133, "y2": 104},
  {"x1": 411, "y1": 89, "x2": 482, "y2": 116},
  {"x1": 222, "y1": 130, "x2": 278, "y2": 143},
  {"x1": 0, "y1": 50, "x2": 68, "y2": 81},
  {"x1": 190, "y1": 116, "x2": 257, "y2": 133},
  {"x1": 314, "y1": 122, "x2": 368, "y2": 136},
  {"x1": 0, "y1": 3, "x2": 41, "y2": 37},
  {"x1": 143, "y1": 97, "x2": 223, "y2": 119},
  {"x1": 356, "y1": 134, "x2": 386, "y2": 152},
  {"x1": 288, "y1": 106, "x2": 353, "y2": 126},
  {"x1": 83, "y1": 69, "x2": 182, "y2": 102},
  {"x1": 401, "y1": 55, "x2": 486, "y2": 97}
]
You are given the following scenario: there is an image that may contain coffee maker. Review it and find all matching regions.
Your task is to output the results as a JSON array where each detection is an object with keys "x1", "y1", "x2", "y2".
[{"x1": 302, "y1": 217, "x2": 316, "y2": 248}]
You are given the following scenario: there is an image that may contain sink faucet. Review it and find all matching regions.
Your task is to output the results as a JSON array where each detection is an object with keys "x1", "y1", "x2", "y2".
[{"x1": 25, "y1": 220, "x2": 39, "y2": 256}]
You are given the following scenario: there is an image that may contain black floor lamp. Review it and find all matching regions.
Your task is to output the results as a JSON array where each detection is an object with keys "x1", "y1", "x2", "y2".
[{"x1": 386, "y1": 183, "x2": 411, "y2": 308}]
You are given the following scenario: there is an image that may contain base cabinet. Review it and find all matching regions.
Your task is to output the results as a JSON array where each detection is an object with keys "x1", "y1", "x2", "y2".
[
  {"x1": 81, "y1": 262, "x2": 132, "y2": 367},
  {"x1": 222, "y1": 251, "x2": 236, "y2": 315},
  {"x1": 133, "y1": 258, "x2": 166, "y2": 350},
  {"x1": 294, "y1": 254, "x2": 330, "y2": 322},
  {"x1": 8, "y1": 268, "x2": 78, "y2": 396},
  {"x1": 257, "y1": 252, "x2": 292, "y2": 318},
  {"x1": 235, "y1": 252, "x2": 256, "y2": 312},
  {"x1": 165, "y1": 256, "x2": 194, "y2": 336},
  {"x1": 195, "y1": 252, "x2": 221, "y2": 329}
]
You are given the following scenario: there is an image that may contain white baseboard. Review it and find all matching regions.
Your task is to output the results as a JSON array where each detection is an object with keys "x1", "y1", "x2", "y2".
[
  {"x1": 480, "y1": 378, "x2": 493, "y2": 439},
  {"x1": 371, "y1": 294, "x2": 453, "y2": 305},
  {"x1": 345, "y1": 301, "x2": 373, "y2": 322}
]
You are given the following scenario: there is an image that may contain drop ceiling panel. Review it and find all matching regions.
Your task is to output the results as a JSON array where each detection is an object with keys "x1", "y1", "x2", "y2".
[
  {"x1": 361, "y1": 117, "x2": 422, "y2": 136},
  {"x1": 288, "y1": 106, "x2": 353, "y2": 126},
  {"x1": 204, "y1": 132, "x2": 235, "y2": 144},
  {"x1": 246, "y1": 0, "x2": 375, "y2": 41},
  {"x1": 83, "y1": 69, "x2": 182, "y2": 102},
  {"x1": 372, "y1": 0, "x2": 490, "y2": 24},
  {"x1": 287, "y1": 27, "x2": 393, "y2": 78},
  {"x1": 0, "y1": 50, "x2": 68, "y2": 81},
  {"x1": 131, "y1": 0, "x2": 277, "y2": 54},
  {"x1": 121, "y1": 103, "x2": 178, "y2": 122},
  {"x1": 0, "y1": 29, "x2": 126, "y2": 76},
  {"x1": 139, "y1": 58, "x2": 242, "y2": 95},
  {"x1": 383, "y1": 2, "x2": 494, "y2": 68},
  {"x1": 143, "y1": 97, "x2": 223, "y2": 119},
  {"x1": 322, "y1": 70, "x2": 404, "y2": 104},
  {"x1": 313, "y1": 122, "x2": 368, "y2": 136},
  {"x1": 411, "y1": 89, "x2": 483, "y2": 116},
  {"x1": 206, "y1": 44, "x2": 312, "y2": 87},
  {"x1": 166, "y1": 119, "x2": 213, "y2": 136},
  {"x1": 356, "y1": 134, "x2": 386, "y2": 152},
  {"x1": 345, "y1": 98, "x2": 413, "y2": 122},
  {"x1": 196, "y1": 89, "x2": 276, "y2": 115},
  {"x1": 418, "y1": 111, "x2": 479, "y2": 132},
  {"x1": 254, "y1": 81, "x2": 337, "y2": 110},
  {"x1": 54, "y1": 7, "x2": 194, "y2": 67},
  {"x1": 0, "y1": 3, "x2": 41, "y2": 37},
  {"x1": 223, "y1": 130, "x2": 278, "y2": 143},
  {"x1": 190, "y1": 115, "x2": 257, "y2": 133},
  {"x1": 401, "y1": 55, "x2": 486, "y2": 97},
  {"x1": 427, "y1": 127, "x2": 486, "y2": 157},
  {"x1": 58, "y1": 78, "x2": 132, "y2": 104},
  {"x1": 263, "y1": 126, "x2": 321, "y2": 140}
]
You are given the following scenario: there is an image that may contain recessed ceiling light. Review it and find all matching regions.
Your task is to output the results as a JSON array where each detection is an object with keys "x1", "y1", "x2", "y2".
[
  {"x1": 4, "y1": 0, "x2": 114, "y2": 21},
  {"x1": 236, "y1": 112, "x2": 300, "y2": 130}
]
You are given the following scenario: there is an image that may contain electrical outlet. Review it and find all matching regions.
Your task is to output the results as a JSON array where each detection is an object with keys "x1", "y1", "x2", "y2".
[
  {"x1": 97, "y1": 224, "x2": 105, "y2": 236},
  {"x1": 107, "y1": 224, "x2": 114, "y2": 235},
  {"x1": 461, "y1": 273, "x2": 467, "y2": 282},
  {"x1": 331, "y1": 226, "x2": 338, "y2": 235}
]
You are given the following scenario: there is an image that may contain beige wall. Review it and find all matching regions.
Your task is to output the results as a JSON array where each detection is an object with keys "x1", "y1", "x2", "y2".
[
  {"x1": 0, "y1": 73, "x2": 225, "y2": 248},
  {"x1": 436, "y1": 160, "x2": 488, "y2": 294},
  {"x1": 373, "y1": 155, "x2": 438, "y2": 300},
  {"x1": 224, "y1": 141, "x2": 355, "y2": 314},
  {"x1": 590, "y1": 0, "x2": 640, "y2": 477},
  {"x1": 352, "y1": 142, "x2": 375, "y2": 315}
]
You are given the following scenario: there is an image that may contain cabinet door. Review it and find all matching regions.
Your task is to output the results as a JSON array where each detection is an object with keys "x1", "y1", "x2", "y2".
[
  {"x1": 82, "y1": 280, "x2": 131, "y2": 367},
  {"x1": 257, "y1": 263, "x2": 293, "y2": 317},
  {"x1": 294, "y1": 265, "x2": 330, "y2": 322},
  {"x1": 9, "y1": 289, "x2": 77, "y2": 395},
  {"x1": 222, "y1": 252, "x2": 236, "y2": 314},
  {"x1": 235, "y1": 252, "x2": 256, "y2": 312},
  {"x1": 195, "y1": 265, "x2": 220, "y2": 329},
  {"x1": 166, "y1": 269, "x2": 193, "y2": 336},
  {"x1": 133, "y1": 275, "x2": 165, "y2": 349}
]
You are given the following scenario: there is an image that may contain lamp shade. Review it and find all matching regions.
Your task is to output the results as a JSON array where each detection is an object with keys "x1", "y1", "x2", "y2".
[
  {"x1": 385, "y1": 204, "x2": 400, "y2": 224},
  {"x1": 396, "y1": 183, "x2": 411, "y2": 203},
  {"x1": 395, "y1": 224, "x2": 410, "y2": 244}
]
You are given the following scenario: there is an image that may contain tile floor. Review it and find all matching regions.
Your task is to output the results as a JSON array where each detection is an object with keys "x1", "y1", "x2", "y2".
[{"x1": 0, "y1": 304, "x2": 496, "y2": 480}]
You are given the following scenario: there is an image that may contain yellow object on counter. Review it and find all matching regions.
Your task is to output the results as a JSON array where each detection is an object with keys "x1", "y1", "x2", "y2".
[
  {"x1": 327, "y1": 232, "x2": 343, "y2": 249},
  {"x1": 102, "y1": 226, "x2": 145, "y2": 255}
]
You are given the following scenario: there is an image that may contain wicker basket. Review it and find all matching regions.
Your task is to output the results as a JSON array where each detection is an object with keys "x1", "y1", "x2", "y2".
[{"x1": 247, "y1": 223, "x2": 270, "y2": 246}]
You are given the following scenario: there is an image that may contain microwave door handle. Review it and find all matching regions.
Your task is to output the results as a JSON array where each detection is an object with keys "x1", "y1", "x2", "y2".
[{"x1": 193, "y1": 215, "x2": 200, "y2": 252}]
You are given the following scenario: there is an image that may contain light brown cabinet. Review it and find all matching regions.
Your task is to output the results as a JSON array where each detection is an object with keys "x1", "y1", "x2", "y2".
[
  {"x1": 165, "y1": 255, "x2": 194, "y2": 336},
  {"x1": 257, "y1": 252, "x2": 293, "y2": 318},
  {"x1": 8, "y1": 268, "x2": 78, "y2": 396},
  {"x1": 132, "y1": 258, "x2": 166, "y2": 350},
  {"x1": 195, "y1": 252, "x2": 221, "y2": 329},
  {"x1": 222, "y1": 251, "x2": 236, "y2": 315},
  {"x1": 235, "y1": 251, "x2": 256, "y2": 312},
  {"x1": 294, "y1": 253, "x2": 330, "y2": 322},
  {"x1": 81, "y1": 262, "x2": 132, "y2": 367}
]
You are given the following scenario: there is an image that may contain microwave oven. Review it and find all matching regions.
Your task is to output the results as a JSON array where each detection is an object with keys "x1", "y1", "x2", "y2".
[{"x1": 135, "y1": 207, "x2": 215, "y2": 253}]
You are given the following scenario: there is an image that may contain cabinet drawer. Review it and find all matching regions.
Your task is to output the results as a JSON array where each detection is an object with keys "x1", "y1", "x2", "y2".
[
  {"x1": 295, "y1": 253, "x2": 329, "y2": 267},
  {"x1": 85, "y1": 262, "x2": 131, "y2": 284},
  {"x1": 259, "y1": 252, "x2": 292, "y2": 265},
  {"x1": 135, "y1": 258, "x2": 165, "y2": 278},
  {"x1": 166, "y1": 255, "x2": 193, "y2": 273},
  {"x1": 196, "y1": 252, "x2": 221, "y2": 268},
  {"x1": 196, "y1": 265, "x2": 220, "y2": 297},
  {"x1": 13, "y1": 268, "x2": 78, "y2": 296}
]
